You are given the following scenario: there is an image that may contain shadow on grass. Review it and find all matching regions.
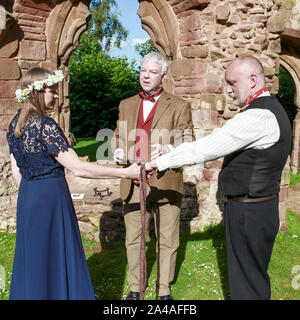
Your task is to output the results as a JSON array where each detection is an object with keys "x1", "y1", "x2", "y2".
[
  {"x1": 86, "y1": 223, "x2": 230, "y2": 300},
  {"x1": 174, "y1": 223, "x2": 230, "y2": 300}
]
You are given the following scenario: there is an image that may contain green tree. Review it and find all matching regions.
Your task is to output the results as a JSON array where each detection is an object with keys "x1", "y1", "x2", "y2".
[
  {"x1": 276, "y1": 66, "x2": 297, "y2": 126},
  {"x1": 134, "y1": 39, "x2": 158, "y2": 58},
  {"x1": 69, "y1": 46, "x2": 140, "y2": 137},
  {"x1": 74, "y1": 0, "x2": 128, "y2": 57}
]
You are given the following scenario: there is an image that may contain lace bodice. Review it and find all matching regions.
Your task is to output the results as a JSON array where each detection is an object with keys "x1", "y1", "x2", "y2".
[{"x1": 6, "y1": 111, "x2": 72, "y2": 181}]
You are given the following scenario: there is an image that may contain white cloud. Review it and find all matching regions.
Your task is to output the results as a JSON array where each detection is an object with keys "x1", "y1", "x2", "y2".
[
  {"x1": 131, "y1": 37, "x2": 150, "y2": 47},
  {"x1": 119, "y1": 40, "x2": 128, "y2": 49}
]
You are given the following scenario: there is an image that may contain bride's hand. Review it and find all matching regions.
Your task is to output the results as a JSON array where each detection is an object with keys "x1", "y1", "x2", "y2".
[{"x1": 124, "y1": 162, "x2": 140, "y2": 180}]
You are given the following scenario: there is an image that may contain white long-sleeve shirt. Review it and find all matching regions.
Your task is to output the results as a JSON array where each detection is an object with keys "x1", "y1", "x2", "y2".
[{"x1": 156, "y1": 94, "x2": 280, "y2": 171}]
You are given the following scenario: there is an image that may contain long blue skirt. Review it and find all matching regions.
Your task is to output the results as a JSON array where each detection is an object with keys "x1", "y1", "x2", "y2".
[{"x1": 9, "y1": 176, "x2": 95, "y2": 300}]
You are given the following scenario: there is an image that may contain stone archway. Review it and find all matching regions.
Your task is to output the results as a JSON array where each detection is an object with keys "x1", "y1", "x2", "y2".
[
  {"x1": 137, "y1": 0, "x2": 179, "y2": 60},
  {"x1": 280, "y1": 55, "x2": 300, "y2": 174}
]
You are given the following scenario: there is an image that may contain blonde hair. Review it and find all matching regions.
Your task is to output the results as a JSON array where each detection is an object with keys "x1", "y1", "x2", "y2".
[{"x1": 13, "y1": 68, "x2": 51, "y2": 138}]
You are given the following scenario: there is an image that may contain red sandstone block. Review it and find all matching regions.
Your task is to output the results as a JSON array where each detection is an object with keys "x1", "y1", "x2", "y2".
[
  {"x1": 18, "y1": 18, "x2": 45, "y2": 29},
  {"x1": 279, "y1": 185, "x2": 289, "y2": 202},
  {"x1": 180, "y1": 30, "x2": 208, "y2": 44},
  {"x1": 14, "y1": 4, "x2": 50, "y2": 18},
  {"x1": 0, "y1": 130, "x2": 9, "y2": 155},
  {"x1": 179, "y1": 12, "x2": 202, "y2": 32},
  {"x1": 0, "y1": 115, "x2": 14, "y2": 131},
  {"x1": 204, "y1": 159, "x2": 224, "y2": 169},
  {"x1": 19, "y1": 40, "x2": 46, "y2": 61},
  {"x1": 0, "y1": 99, "x2": 19, "y2": 116},
  {"x1": 174, "y1": 86, "x2": 193, "y2": 96},
  {"x1": 172, "y1": 0, "x2": 211, "y2": 15},
  {"x1": 0, "y1": 59, "x2": 21, "y2": 80},
  {"x1": 0, "y1": 81, "x2": 19, "y2": 99},
  {"x1": 24, "y1": 33, "x2": 47, "y2": 42},
  {"x1": 202, "y1": 168, "x2": 219, "y2": 182},
  {"x1": 193, "y1": 60, "x2": 208, "y2": 75},
  {"x1": 17, "y1": 0, "x2": 53, "y2": 12},
  {"x1": 18, "y1": 12, "x2": 46, "y2": 23},
  {"x1": 192, "y1": 109, "x2": 219, "y2": 130}
]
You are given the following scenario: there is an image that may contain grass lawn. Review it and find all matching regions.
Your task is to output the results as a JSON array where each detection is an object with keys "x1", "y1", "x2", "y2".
[{"x1": 1, "y1": 210, "x2": 300, "y2": 300}]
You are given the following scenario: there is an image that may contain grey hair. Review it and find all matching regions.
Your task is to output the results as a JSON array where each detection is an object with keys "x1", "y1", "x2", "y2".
[{"x1": 141, "y1": 51, "x2": 169, "y2": 75}]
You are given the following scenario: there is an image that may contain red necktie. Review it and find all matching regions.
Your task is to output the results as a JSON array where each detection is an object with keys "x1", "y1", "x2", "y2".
[{"x1": 139, "y1": 88, "x2": 163, "y2": 102}]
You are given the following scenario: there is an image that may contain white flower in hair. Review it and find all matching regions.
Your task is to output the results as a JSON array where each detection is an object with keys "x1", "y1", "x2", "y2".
[{"x1": 15, "y1": 70, "x2": 64, "y2": 103}]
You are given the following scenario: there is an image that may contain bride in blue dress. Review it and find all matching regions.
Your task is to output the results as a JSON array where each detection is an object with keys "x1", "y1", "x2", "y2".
[{"x1": 6, "y1": 67, "x2": 140, "y2": 300}]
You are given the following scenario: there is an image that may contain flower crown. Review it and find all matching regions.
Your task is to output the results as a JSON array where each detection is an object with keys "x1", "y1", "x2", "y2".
[{"x1": 16, "y1": 70, "x2": 64, "y2": 103}]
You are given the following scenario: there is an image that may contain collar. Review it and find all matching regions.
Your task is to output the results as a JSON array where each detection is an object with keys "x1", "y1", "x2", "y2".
[
  {"x1": 240, "y1": 88, "x2": 270, "y2": 112},
  {"x1": 139, "y1": 88, "x2": 163, "y2": 102}
]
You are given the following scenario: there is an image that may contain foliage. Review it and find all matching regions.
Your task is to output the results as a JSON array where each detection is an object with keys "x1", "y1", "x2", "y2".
[
  {"x1": 276, "y1": 66, "x2": 298, "y2": 126},
  {"x1": 69, "y1": 47, "x2": 140, "y2": 137},
  {"x1": 134, "y1": 39, "x2": 158, "y2": 58},
  {"x1": 73, "y1": 0, "x2": 128, "y2": 57},
  {"x1": 290, "y1": 172, "x2": 300, "y2": 189}
]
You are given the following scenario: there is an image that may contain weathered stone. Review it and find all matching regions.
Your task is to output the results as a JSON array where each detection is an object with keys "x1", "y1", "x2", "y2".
[
  {"x1": 192, "y1": 109, "x2": 219, "y2": 131},
  {"x1": 268, "y1": 38, "x2": 281, "y2": 53},
  {"x1": 181, "y1": 45, "x2": 209, "y2": 58},
  {"x1": 216, "y1": 4, "x2": 231, "y2": 23},
  {"x1": 227, "y1": 13, "x2": 239, "y2": 25},
  {"x1": 275, "y1": 0, "x2": 297, "y2": 10},
  {"x1": 279, "y1": 185, "x2": 289, "y2": 202},
  {"x1": 267, "y1": 15, "x2": 286, "y2": 33},
  {"x1": 0, "y1": 80, "x2": 19, "y2": 99},
  {"x1": 19, "y1": 40, "x2": 46, "y2": 61},
  {"x1": 170, "y1": 60, "x2": 194, "y2": 76},
  {"x1": 0, "y1": 115, "x2": 13, "y2": 131},
  {"x1": 171, "y1": 0, "x2": 211, "y2": 15},
  {"x1": 239, "y1": 0, "x2": 254, "y2": 7},
  {"x1": 17, "y1": 0, "x2": 54, "y2": 12},
  {"x1": 180, "y1": 30, "x2": 208, "y2": 45},
  {"x1": 0, "y1": 59, "x2": 20, "y2": 80},
  {"x1": 263, "y1": 66, "x2": 276, "y2": 77}
]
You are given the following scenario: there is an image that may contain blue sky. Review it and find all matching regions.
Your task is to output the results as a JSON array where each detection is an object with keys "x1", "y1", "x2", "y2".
[{"x1": 108, "y1": 0, "x2": 150, "y2": 64}]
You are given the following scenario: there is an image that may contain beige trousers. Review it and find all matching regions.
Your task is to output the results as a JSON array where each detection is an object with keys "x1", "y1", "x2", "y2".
[{"x1": 123, "y1": 184, "x2": 181, "y2": 296}]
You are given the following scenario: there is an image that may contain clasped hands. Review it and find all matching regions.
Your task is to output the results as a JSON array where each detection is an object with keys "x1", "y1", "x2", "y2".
[{"x1": 114, "y1": 144, "x2": 166, "y2": 181}]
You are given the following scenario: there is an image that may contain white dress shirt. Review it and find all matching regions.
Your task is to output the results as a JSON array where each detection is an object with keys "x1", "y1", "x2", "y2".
[
  {"x1": 142, "y1": 95, "x2": 160, "y2": 122},
  {"x1": 156, "y1": 92, "x2": 281, "y2": 171}
]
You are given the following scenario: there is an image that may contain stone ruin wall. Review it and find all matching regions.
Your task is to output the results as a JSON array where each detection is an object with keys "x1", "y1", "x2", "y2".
[{"x1": 1, "y1": 0, "x2": 300, "y2": 239}]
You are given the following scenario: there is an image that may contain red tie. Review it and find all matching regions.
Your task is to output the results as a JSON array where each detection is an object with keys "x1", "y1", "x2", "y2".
[{"x1": 139, "y1": 88, "x2": 163, "y2": 102}]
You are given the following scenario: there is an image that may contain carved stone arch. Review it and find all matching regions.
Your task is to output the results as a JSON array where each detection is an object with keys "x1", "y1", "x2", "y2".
[
  {"x1": 280, "y1": 55, "x2": 300, "y2": 174},
  {"x1": 45, "y1": 0, "x2": 91, "y2": 145},
  {"x1": 138, "y1": 0, "x2": 179, "y2": 60}
]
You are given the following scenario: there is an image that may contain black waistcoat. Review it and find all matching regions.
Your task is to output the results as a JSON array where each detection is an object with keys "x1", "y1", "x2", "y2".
[{"x1": 218, "y1": 96, "x2": 291, "y2": 197}]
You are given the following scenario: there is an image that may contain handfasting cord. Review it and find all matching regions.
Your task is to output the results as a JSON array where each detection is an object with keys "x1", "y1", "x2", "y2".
[
  {"x1": 154, "y1": 201, "x2": 160, "y2": 296},
  {"x1": 139, "y1": 162, "x2": 161, "y2": 300},
  {"x1": 139, "y1": 162, "x2": 147, "y2": 300}
]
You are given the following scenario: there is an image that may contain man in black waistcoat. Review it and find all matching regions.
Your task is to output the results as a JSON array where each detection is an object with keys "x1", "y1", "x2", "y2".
[{"x1": 146, "y1": 55, "x2": 292, "y2": 300}]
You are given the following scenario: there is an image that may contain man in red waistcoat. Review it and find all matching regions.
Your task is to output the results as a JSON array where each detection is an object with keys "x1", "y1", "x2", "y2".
[{"x1": 112, "y1": 52, "x2": 194, "y2": 300}]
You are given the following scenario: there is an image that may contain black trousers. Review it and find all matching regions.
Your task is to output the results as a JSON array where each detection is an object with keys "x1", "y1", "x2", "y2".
[{"x1": 224, "y1": 196, "x2": 279, "y2": 300}]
